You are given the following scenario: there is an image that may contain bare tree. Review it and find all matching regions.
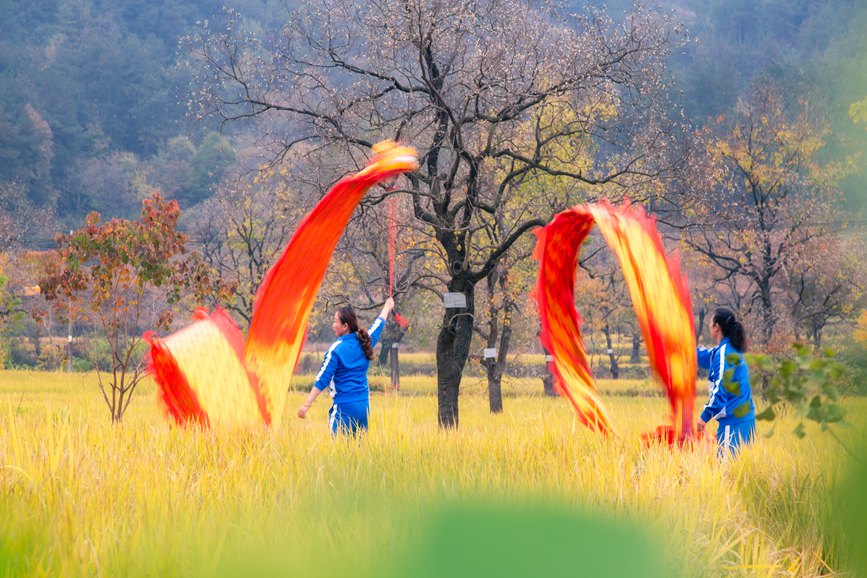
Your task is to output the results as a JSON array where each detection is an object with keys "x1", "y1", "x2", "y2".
[
  {"x1": 476, "y1": 208, "x2": 538, "y2": 413},
  {"x1": 478, "y1": 262, "x2": 513, "y2": 413},
  {"x1": 0, "y1": 181, "x2": 54, "y2": 252},
  {"x1": 189, "y1": 0, "x2": 682, "y2": 427},
  {"x1": 188, "y1": 164, "x2": 301, "y2": 327}
]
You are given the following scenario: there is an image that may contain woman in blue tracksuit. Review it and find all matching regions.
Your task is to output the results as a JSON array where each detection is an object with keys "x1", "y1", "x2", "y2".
[
  {"x1": 697, "y1": 308, "x2": 756, "y2": 454},
  {"x1": 297, "y1": 297, "x2": 394, "y2": 435}
]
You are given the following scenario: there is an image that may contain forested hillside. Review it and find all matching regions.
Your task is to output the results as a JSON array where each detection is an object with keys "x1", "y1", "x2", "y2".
[
  {"x1": 0, "y1": 0, "x2": 281, "y2": 234},
  {"x1": 1, "y1": 0, "x2": 864, "y2": 239}
]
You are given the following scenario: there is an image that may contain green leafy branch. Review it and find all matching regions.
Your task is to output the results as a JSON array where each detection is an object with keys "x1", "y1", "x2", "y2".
[{"x1": 746, "y1": 344, "x2": 858, "y2": 462}]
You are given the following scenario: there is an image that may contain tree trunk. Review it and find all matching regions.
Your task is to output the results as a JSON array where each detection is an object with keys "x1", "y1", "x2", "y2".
[
  {"x1": 436, "y1": 278, "x2": 475, "y2": 428},
  {"x1": 485, "y1": 361, "x2": 504, "y2": 413},
  {"x1": 542, "y1": 373, "x2": 557, "y2": 397},
  {"x1": 486, "y1": 307, "x2": 512, "y2": 414},
  {"x1": 113, "y1": 387, "x2": 123, "y2": 423},
  {"x1": 631, "y1": 330, "x2": 641, "y2": 364},
  {"x1": 481, "y1": 268, "x2": 501, "y2": 413},
  {"x1": 811, "y1": 326, "x2": 823, "y2": 351},
  {"x1": 481, "y1": 265, "x2": 513, "y2": 414},
  {"x1": 46, "y1": 306, "x2": 59, "y2": 369},
  {"x1": 30, "y1": 334, "x2": 42, "y2": 361},
  {"x1": 604, "y1": 323, "x2": 619, "y2": 379},
  {"x1": 378, "y1": 319, "x2": 407, "y2": 369},
  {"x1": 759, "y1": 232, "x2": 776, "y2": 347},
  {"x1": 379, "y1": 340, "x2": 390, "y2": 366},
  {"x1": 760, "y1": 278, "x2": 774, "y2": 346},
  {"x1": 695, "y1": 306, "x2": 707, "y2": 343}
]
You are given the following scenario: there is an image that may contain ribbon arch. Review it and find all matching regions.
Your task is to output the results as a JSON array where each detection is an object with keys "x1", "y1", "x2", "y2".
[{"x1": 533, "y1": 201, "x2": 697, "y2": 440}]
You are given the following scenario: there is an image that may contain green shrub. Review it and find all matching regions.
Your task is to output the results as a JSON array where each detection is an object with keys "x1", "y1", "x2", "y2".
[{"x1": 835, "y1": 338, "x2": 867, "y2": 395}]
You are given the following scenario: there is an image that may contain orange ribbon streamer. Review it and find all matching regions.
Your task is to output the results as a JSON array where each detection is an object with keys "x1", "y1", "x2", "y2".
[
  {"x1": 533, "y1": 201, "x2": 697, "y2": 441},
  {"x1": 146, "y1": 141, "x2": 419, "y2": 426}
]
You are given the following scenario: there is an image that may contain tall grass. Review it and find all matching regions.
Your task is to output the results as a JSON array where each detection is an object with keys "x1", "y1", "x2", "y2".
[{"x1": 0, "y1": 370, "x2": 861, "y2": 577}]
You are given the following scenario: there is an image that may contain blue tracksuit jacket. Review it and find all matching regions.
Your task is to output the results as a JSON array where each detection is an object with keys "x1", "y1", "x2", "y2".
[
  {"x1": 697, "y1": 337, "x2": 755, "y2": 426},
  {"x1": 313, "y1": 316, "x2": 386, "y2": 403}
]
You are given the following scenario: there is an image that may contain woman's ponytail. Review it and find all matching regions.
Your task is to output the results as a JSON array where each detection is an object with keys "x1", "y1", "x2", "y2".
[
  {"x1": 337, "y1": 305, "x2": 375, "y2": 360},
  {"x1": 713, "y1": 307, "x2": 748, "y2": 352},
  {"x1": 357, "y1": 328, "x2": 374, "y2": 360}
]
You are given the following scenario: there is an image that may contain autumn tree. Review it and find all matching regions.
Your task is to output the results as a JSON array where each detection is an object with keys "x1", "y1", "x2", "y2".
[
  {"x1": 686, "y1": 85, "x2": 854, "y2": 349},
  {"x1": 475, "y1": 211, "x2": 540, "y2": 413},
  {"x1": 189, "y1": 0, "x2": 682, "y2": 427},
  {"x1": 787, "y1": 235, "x2": 865, "y2": 349},
  {"x1": 40, "y1": 193, "x2": 220, "y2": 422}
]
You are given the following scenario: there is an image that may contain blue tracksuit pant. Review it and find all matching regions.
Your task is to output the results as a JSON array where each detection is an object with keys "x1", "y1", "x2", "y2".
[
  {"x1": 717, "y1": 418, "x2": 756, "y2": 455},
  {"x1": 328, "y1": 400, "x2": 369, "y2": 436}
]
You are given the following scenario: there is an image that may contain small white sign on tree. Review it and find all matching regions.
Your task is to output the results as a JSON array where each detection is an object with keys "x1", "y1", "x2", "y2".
[{"x1": 443, "y1": 292, "x2": 467, "y2": 308}]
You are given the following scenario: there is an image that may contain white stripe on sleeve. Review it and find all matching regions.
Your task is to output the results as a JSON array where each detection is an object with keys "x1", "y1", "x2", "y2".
[
  {"x1": 703, "y1": 343, "x2": 727, "y2": 417},
  {"x1": 316, "y1": 341, "x2": 341, "y2": 382}
]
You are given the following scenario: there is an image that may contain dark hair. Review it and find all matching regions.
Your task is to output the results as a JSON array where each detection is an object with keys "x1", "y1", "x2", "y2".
[
  {"x1": 712, "y1": 307, "x2": 748, "y2": 352},
  {"x1": 337, "y1": 306, "x2": 374, "y2": 360}
]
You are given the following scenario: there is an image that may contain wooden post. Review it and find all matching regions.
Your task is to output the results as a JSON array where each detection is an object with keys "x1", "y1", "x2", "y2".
[
  {"x1": 542, "y1": 353, "x2": 557, "y2": 397},
  {"x1": 390, "y1": 342, "x2": 400, "y2": 391}
]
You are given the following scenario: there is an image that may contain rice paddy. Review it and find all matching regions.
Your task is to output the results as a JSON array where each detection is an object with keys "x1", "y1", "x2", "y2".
[{"x1": 1, "y1": 369, "x2": 863, "y2": 577}]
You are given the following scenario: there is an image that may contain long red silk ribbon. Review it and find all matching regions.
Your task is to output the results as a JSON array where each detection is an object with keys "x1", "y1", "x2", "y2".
[
  {"x1": 146, "y1": 141, "x2": 419, "y2": 426},
  {"x1": 144, "y1": 307, "x2": 264, "y2": 427},
  {"x1": 533, "y1": 201, "x2": 697, "y2": 441},
  {"x1": 245, "y1": 142, "x2": 419, "y2": 423}
]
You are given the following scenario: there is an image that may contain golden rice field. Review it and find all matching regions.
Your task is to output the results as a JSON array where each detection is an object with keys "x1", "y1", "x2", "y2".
[{"x1": 1, "y1": 369, "x2": 865, "y2": 578}]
